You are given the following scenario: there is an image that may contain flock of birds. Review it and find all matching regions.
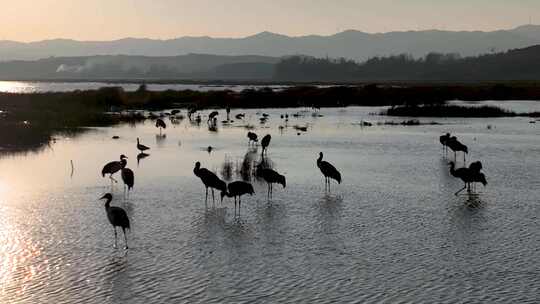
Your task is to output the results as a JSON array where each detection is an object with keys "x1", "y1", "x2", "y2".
[
  {"x1": 96, "y1": 110, "x2": 487, "y2": 250},
  {"x1": 98, "y1": 114, "x2": 342, "y2": 249},
  {"x1": 439, "y1": 133, "x2": 488, "y2": 196}
]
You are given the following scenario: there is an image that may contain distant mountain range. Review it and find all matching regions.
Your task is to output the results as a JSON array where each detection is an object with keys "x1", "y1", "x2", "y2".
[
  {"x1": 1, "y1": 25, "x2": 540, "y2": 61},
  {"x1": 0, "y1": 54, "x2": 279, "y2": 80},
  {"x1": 1, "y1": 44, "x2": 540, "y2": 82}
]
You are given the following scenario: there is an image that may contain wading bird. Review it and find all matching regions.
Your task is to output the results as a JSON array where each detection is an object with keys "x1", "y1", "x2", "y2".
[
  {"x1": 221, "y1": 181, "x2": 254, "y2": 216},
  {"x1": 449, "y1": 161, "x2": 487, "y2": 195},
  {"x1": 121, "y1": 167, "x2": 134, "y2": 197},
  {"x1": 193, "y1": 161, "x2": 227, "y2": 206},
  {"x1": 247, "y1": 132, "x2": 258, "y2": 145},
  {"x1": 257, "y1": 165, "x2": 286, "y2": 200},
  {"x1": 137, "y1": 138, "x2": 150, "y2": 153},
  {"x1": 99, "y1": 193, "x2": 130, "y2": 249},
  {"x1": 317, "y1": 152, "x2": 342, "y2": 192},
  {"x1": 261, "y1": 134, "x2": 271, "y2": 155},
  {"x1": 208, "y1": 111, "x2": 219, "y2": 123},
  {"x1": 155, "y1": 119, "x2": 167, "y2": 134},
  {"x1": 447, "y1": 137, "x2": 468, "y2": 163},
  {"x1": 102, "y1": 155, "x2": 127, "y2": 183},
  {"x1": 439, "y1": 133, "x2": 451, "y2": 155}
]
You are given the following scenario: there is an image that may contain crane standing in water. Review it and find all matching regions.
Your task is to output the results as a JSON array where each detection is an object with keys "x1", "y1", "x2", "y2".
[
  {"x1": 99, "y1": 193, "x2": 130, "y2": 249},
  {"x1": 447, "y1": 136, "x2": 468, "y2": 163},
  {"x1": 137, "y1": 138, "x2": 150, "y2": 153},
  {"x1": 247, "y1": 132, "x2": 258, "y2": 145},
  {"x1": 101, "y1": 155, "x2": 127, "y2": 183},
  {"x1": 155, "y1": 118, "x2": 167, "y2": 134},
  {"x1": 257, "y1": 165, "x2": 286, "y2": 200},
  {"x1": 317, "y1": 152, "x2": 342, "y2": 192},
  {"x1": 439, "y1": 133, "x2": 451, "y2": 156},
  {"x1": 261, "y1": 134, "x2": 271, "y2": 156},
  {"x1": 121, "y1": 167, "x2": 134, "y2": 198},
  {"x1": 221, "y1": 181, "x2": 255, "y2": 216},
  {"x1": 193, "y1": 161, "x2": 227, "y2": 207}
]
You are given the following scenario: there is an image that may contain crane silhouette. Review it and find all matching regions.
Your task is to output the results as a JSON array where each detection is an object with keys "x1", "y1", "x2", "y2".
[
  {"x1": 447, "y1": 136, "x2": 468, "y2": 163},
  {"x1": 261, "y1": 134, "x2": 271, "y2": 156},
  {"x1": 208, "y1": 111, "x2": 219, "y2": 123},
  {"x1": 317, "y1": 152, "x2": 342, "y2": 192},
  {"x1": 99, "y1": 193, "x2": 130, "y2": 249},
  {"x1": 137, "y1": 138, "x2": 150, "y2": 153},
  {"x1": 439, "y1": 133, "x2": 451, "y2": 156},
  {"x1": 193, "y1": 161, "x2": 227, "y2": 207},
  {"x1": 449, "y1": 161, "x2": 487, "y2": 195},
  {"x1": 121, "y1": 167, "x2": 134, "y2": 197},
  {"x1": 221, "y1": 181, "x2": 254, "y2": 216},
  {"x1": 257, "y1": 165, "x2": 286, "y2": 200},
  {"x1": 247, "y1": 132, "x2": 258, "y2": 145},
  {"x1": 102, "y1": 155, "x2": 127, "y2": 183},
  {"x1": 155, "y1": 119, "x2": 167, "y2": 134}
]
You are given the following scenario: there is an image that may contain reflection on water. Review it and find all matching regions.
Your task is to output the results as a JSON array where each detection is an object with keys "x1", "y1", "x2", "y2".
[{"x1": 0, "y1": 106, "x2": 539, "y2": 303}]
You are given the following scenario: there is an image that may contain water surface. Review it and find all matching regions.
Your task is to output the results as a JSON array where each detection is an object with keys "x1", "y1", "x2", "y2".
[{"x1": 0, "y1": 105, "x2": 539, "y2": 303}]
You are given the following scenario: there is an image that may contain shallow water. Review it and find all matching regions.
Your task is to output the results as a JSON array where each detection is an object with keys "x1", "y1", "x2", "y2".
[
  {"x1": 1, "y1": 104, "x2": 539, "y2": 303},
  {"x1": 0, "y1": 81, "x2": 290, "y2": 93}
]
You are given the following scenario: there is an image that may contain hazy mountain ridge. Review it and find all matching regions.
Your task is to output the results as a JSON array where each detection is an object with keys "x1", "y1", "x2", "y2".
[
  {"x1": 1, "y1": 25, "x2": 540, "y2": 61},
  {"x1": 0, "y1": 54, "x2": 279, "y2": 80}
]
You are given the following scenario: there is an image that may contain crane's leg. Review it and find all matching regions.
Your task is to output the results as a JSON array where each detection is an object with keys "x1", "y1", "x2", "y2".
[
  {"x1": 267, "y1": 184, "x2": 270, "y2": 201},
  {"x1": 239, "y1": 197, "x2": 241, "y2": 216},
  {"x1": 455, "y1": 184, "x2": 467, "y2": 196},
  {"x1": 113, "y1": 228, "x2": 118, "y2": 248},
  {"x1": 234, "y1": 197, "x2": 237, "y2": 216},
  {"x1": 205, "y1": 187, "x2": 208, "y2": 207},
  {"x1": 122, "y1": 227, "x2": 129, "y2": 250},
  {"x1": 211, "y1": 189, "x2": 215, "y2": 207}
]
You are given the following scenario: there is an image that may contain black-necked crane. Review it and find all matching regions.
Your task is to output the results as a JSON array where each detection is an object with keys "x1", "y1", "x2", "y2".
[
  {"x1": 121, "y1": 167, "x2": 134, "y2": 197},
  {"x1": 448, "y1": 161, "x2": 487, "y2": 196},
  {"x1": 257, "y1": 165, "x2": 286, "y2": 200},
  {"x1": 317, "y1": 152, "x2": 342, "y2": 192},
  {"x1": 261, "y1": 134, "x2": 271, "y2": 156},
  {"x1": 102, "y1": 155, "x2": 127, "y2": 183},
  {"x1": 193, "y1": 161, "x2": 227, "y2": 207},
  {"x1": 439, "y1": 133, "x2": 451, "y2": 155},
  {"x1": 221, "y1": 181, "x2": 254, "y2": 216},
  {"x1": 99, "y1": 193, "x2": 130, "y2": 249},
  {"x1": 247, "y1": 132, "x2": 258, "y2": 145},
  {"x1": 208, "y1": 111, "x2": 219, "y2": 123},
  {"x1": 447, "y1": 136, "x2": 468, "y2": 163},
  {"x1": 155, "y1": 119, "x2": 167, "y2": 134},
  {"x1": 137, "y1": 138, "x2": 150, "y2": 153}
]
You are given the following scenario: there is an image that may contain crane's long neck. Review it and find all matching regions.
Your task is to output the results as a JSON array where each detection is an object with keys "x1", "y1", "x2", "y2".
[
  {"x1": 104, "y1": 198, "x2": 112, "y2": 209},
  {"x1": 317, "y1": 154, "x2": 323, "y2": 165},
  {"x1": 449, "y1": 162, "x2": 456, "y2": 175}
]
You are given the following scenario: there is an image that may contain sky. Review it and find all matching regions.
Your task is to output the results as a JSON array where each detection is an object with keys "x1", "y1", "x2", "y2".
[{"x1": 0, "y1": 0, "x2": 539, "y2": 42}]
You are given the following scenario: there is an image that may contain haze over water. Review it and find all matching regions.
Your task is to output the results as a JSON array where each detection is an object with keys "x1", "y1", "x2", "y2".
[{"x1": 0, "y1": 103, "x2": 539, "y2": 303}]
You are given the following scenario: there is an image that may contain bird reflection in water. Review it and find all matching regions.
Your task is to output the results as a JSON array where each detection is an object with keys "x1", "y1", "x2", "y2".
[
  {"x1": 136, "y1": 152, "x2": 149, "y2": 166},
  {"x1": 155, "y1": 134, "x2": 166, "y2": 147}
]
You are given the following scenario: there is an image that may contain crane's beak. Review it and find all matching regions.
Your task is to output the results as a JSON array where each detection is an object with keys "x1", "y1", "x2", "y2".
[{"x1": 99, "y1": 194, "x2": 107, "y2": 200}]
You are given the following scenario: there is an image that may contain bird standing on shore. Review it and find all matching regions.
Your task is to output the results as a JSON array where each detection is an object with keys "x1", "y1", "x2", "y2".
[
  {"x1": 317, "y1": 152, "x2": 342, "y2": 192},
  {"x1": 102, "y1": 155, "x2": 127, "y2": 183},
  {"x1": 193, "y1": 161, "x2": 227, "y2": 207},
  {"x1": 221, "y1": 181, "x2": 255, "y2": 216},
  {"x1": 99, "y1": 193, "x2": 130, "y2": 249}
]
